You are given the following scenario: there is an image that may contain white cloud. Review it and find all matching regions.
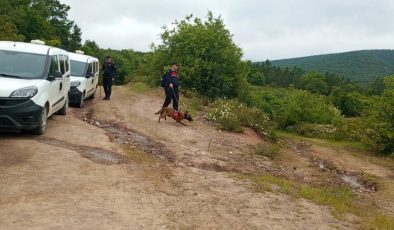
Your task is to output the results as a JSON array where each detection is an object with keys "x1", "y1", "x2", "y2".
[{"x1": 61, "y1": 0, "x2": 394, "y2": 60}]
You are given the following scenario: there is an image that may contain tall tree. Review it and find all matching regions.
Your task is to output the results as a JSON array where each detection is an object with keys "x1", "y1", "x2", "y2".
[
  {"x1": 148, "y1": 12, "x2": 247, "y2": 98},
  {"x1": 300, "y1": 71, "x2": 330, "y2": 95},
  {"x1": 68, "y1": 24, "x2": 82, "y2": 52},
  {"x1": 0, "y1": 16, "x2": 25, "y2": 41},
  {"x1": 0, "y1": 0, "x2": 81, "y2": 50}
]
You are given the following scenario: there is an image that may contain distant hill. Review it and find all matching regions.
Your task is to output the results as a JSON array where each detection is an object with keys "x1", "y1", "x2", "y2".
[{"x1": 269, "y1": 50, "x2": 394, "y2": 84}]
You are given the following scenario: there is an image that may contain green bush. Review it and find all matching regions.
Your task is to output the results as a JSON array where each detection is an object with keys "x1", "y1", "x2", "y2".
[
  {"x1": 206, "y1": 99, "x2": 276, "y2": 141},
  {"x1": 334, "y1": 118, "x2": 365, "y2": 142},
  {"x1": 280, "y1": 90, "x2": 342, "y2": 128},
  {"x1": 293, "y1": 123, "x2": 337, "y2": 139},
  {"x1": 242, "y1": 86, "x2": 342, "y2": 129},
  {"x1": 363, "y1": 79, "x2": 394, "y2": 154},
  {"x1": 146, "y1": 12, "x2": 248, "y2": 98}
]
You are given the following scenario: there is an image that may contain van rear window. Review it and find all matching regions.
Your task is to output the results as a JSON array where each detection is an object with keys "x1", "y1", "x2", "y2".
[{"x1": 0, "y1": 50, "x2": 46, "y2": 79}]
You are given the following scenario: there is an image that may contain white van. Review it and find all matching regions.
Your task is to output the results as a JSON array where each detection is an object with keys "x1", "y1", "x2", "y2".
[
  {"x1": 68, "y1": 52, "x2": 99, "y2": 107},
  {"x1": 0, "y1": 40, "x2": 70, "y2": 134}
]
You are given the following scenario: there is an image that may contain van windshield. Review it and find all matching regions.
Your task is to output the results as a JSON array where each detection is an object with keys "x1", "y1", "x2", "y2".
[
  {"x1": 70, "y1": 60, "x2": 87, "y2": 77},
  {"x1": 0, "y1": 50, "x2": 47, "y2": 79}
]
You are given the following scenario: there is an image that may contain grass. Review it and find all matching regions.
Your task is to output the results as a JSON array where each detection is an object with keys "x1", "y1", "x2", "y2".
[
  {"x1": 128, "y1": 82, "x2": 152, "y2": 93},
  {"x1": 277, "y1": 130, "x2": 394, "y2": 170},
  {"x1": 237, "y1": 173, "x2": 394, "y2": 229},
  {"x1": 276, "y1": 130, "x2": 370, "y2": 151},
  {"x1": 123, "y1": 146, "x2": 156, "y2": 164},
  {"x1": 366, "y1": 213, "x2": 394, "y2": 230},
  {"x1": 253, "y1": 143, "x2": 280, "y2": 160}
]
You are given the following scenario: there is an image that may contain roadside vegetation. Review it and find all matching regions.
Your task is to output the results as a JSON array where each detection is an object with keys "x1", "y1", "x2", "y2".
[{"x1": 136, "y1": 12, "x2": 393, "y2": 156}]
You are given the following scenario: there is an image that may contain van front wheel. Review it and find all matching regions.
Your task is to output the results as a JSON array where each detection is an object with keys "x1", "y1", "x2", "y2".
[
  {"x1": 31, "y1": 106, "x2": 48, "y2": 135},
  {"x1": 58, "y1": 97, "x2": 68, "y2": 115}
]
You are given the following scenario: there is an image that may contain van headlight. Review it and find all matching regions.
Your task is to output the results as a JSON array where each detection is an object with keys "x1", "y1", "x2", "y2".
[
  {"x1": 10, "y1": 86, "x2": 38, "y2": 98},
  {"x1": 70, "y1": 81, "x2": 81, "y2": 88}
]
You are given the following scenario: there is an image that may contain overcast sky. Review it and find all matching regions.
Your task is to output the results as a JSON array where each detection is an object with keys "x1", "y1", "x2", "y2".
[{"x1": 61, "y1": 0, "x2": 394, "y2": 61}]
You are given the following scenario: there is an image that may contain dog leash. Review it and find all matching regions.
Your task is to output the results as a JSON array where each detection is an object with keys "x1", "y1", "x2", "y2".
[{"x1": 171, "y1": 87, "x2": 187, "y2": 111}]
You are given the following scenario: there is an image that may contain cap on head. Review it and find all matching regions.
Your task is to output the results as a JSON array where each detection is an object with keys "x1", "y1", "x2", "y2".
[
  {"x1": 171, "y1": 61, "x2": 178, "y2": 66},
  {"x1": 106, "y1": 55, "x2": 111, "y2": 59}
]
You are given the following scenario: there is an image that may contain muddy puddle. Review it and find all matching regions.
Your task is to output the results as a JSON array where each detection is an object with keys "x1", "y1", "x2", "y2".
[
  {"x1": 103, "y1": 124, "x2": 176, "y2": 162},
  {"x1": 75, "y1": 109, "x2": 176, "y2": 163}
]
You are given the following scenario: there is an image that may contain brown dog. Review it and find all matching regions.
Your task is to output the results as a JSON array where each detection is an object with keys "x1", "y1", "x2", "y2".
[{"x1": 154, "y1": 107, "x2": 193, "y2": 125}]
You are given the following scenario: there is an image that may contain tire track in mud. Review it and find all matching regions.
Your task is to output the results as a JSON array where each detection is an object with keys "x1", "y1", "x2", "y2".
[
  {"x1": 72, "y1": 107, "x2": 176, "y2": 163},
  {"x1": 37, "y1": 137, "x2": 131, "y2": 165},
  {"x1": 103, "y1": 123, "x2": 176, "y2": 163},
  {"x1": 287, "y1": 139, "x2": 379, "y2": 192}
]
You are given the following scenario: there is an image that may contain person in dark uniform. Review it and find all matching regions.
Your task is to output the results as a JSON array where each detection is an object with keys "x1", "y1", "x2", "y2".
[
  {"x1": 161, "y1": 62, "x2": 180, "y2": 111},
  {"x1": 101, "y1": 55, "x2": 117, "y2": 100}
]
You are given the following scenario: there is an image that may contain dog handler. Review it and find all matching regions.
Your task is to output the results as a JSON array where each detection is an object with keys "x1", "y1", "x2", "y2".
[
  {"x1": 161, "y1": 62, "x2": 180, "y2": 111},
  {"x1": 101, "y1": 55, "x2": 117, "y2": 100}
]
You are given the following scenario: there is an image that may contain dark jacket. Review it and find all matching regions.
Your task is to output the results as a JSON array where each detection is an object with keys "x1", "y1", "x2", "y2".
[
  {"x1": 162, "y1": 69, "x2": 179, "y2": 89},
  {"x1": 102, "y1": 60, "x2": 116, "y2": 78}
]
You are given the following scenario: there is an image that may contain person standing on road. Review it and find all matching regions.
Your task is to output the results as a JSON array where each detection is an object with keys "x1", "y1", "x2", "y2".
[
  {"x1": 161, "y1": 62, "x2": 180, "y2": 111},
  {"x1": 101, "y1": 55, "x2": 117, "y2": 100}
]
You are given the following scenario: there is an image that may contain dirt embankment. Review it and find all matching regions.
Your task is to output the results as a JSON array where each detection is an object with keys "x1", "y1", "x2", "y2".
[{"x1": 1, "y1": 86, "x2": 393, "y2": 229}]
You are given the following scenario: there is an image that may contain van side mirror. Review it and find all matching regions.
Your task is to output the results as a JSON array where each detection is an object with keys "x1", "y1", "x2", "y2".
[
  {"x1": 55, "y1": 71, "x2": 63, "y2": 79},
  {"x1": 86, "y1": 72, "x2": 93, "y2": 78},
  {"x1": 48, "y1": 71, "x2": 63, "y2": 81}
]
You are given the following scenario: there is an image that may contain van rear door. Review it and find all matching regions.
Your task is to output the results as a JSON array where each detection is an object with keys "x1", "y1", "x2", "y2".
[
  {"x1": 59, "y1": 54, "x2": 70, "y2": 100},
  {"x1": 86, "y1": 62, "x2": 95, "y2": 97},
  {"x1": 94, "y1": 61, "x2": 99, "y2": 89}
]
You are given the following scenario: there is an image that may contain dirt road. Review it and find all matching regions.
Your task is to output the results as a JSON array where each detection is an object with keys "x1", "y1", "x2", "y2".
[{"x1": 2, "y1": 86, "x2": 392, "y2": 229}]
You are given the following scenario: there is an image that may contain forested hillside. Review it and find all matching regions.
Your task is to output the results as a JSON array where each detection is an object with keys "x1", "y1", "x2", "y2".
[{"x1": 270, "y1": 50, "x2": 394, "y2": 84}]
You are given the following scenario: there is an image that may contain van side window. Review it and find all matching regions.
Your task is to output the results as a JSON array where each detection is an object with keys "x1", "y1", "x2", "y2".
[
  {"x1": 87, "y1": 63, "x2": 93, "y2": 75},
  {"x1": 65, "y1": 55, "x2": 69, "y2": 73},
  {"x1": 49, "y1": 55, "x2": 59, "y2": 76},
  {"x1": 59, "y1": 55, "x2": 65, "y2": 74},
  {"x1": 95, "y1": 62, "x2": 99, "y2": 74}
]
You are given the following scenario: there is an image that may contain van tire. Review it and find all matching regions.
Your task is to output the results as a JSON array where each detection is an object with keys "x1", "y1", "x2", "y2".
[
  {"x1": 77, "y1": 93, "x2": 85, "y2": 108},
  {"x1": 58, "y1": 97, "x2": 68, "y2": 115},
  {"x1": 31, "y1": 105, "x2": 48, "y2": 135}
]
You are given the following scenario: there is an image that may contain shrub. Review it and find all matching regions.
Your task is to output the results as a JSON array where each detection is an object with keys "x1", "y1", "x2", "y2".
[
  {"x1": 206, "y1": 99, "x2": 276, "y2": 141},
  {"x1": 294, "y1": 123, "x2": 337, "y2": 139},
  {"x1": 280, "y1": 90, "x2": 342, "y2": 128},
  {"x1": 147, "y1": 12, "x2": 248, "y2": 98},
  {"x1": 253, "y1": 143, "x2": 280, "y2": 159},
  {"x1": 363, "y1": 86, "x2": 394, "y2": 154},
  {"x1": 334, "y1": 118, "x2": 365, "y2": 142}
]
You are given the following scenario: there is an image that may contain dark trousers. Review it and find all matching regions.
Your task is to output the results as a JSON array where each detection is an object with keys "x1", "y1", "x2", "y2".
[
  {"x1": 162, "y1": 87, "x2": 179, "y2": 111},
  {"x1": 103, "y1": 77, "x2": 112, "y2": 98}
]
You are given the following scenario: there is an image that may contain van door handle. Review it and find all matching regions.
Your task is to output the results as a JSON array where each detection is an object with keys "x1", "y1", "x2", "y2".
[{"x1": 59, "y1": 82, "x2": 63, "y2": 91}]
